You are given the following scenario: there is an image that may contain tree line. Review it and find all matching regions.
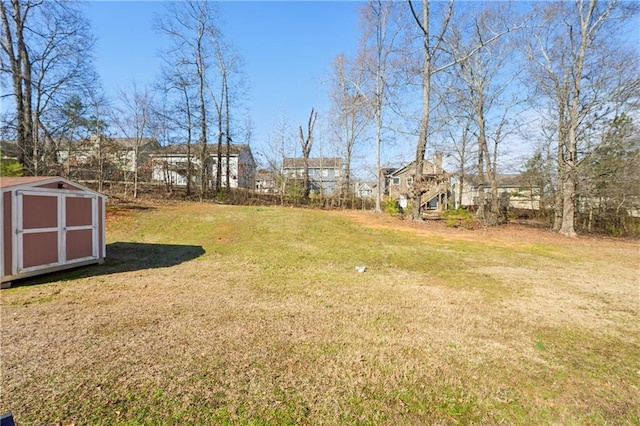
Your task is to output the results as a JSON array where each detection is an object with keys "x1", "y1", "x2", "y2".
[
  {"x1": 1, "y1": 0, "x2": 247, "y2": 200},
  {"x1": 2, "y1": 0, "x2": 638, "y2": 236},
  {"x1": 318, "y1": 0, "x2": 638, "y2": 236}
]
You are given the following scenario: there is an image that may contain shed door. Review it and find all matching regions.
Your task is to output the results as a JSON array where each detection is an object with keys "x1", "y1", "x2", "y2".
[
  {"x1": 16, "y1": 191, "x2": 98, "y2": 274},
  {"x1": 16, "y1": 192, "x2": 61, "y2": 273},
  {"x1": 63, "y1": 194, "x2": 98, "y2": 262}
]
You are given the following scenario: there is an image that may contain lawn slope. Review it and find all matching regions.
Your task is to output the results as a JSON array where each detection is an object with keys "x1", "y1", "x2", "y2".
[{"x1": 1, "y1": 202, "x2": 638, "y2": 424}]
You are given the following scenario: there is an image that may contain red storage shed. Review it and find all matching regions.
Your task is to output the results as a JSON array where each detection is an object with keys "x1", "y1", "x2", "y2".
[{"x1": 1, "y1": 176, "x2": 107, "y2": 288}]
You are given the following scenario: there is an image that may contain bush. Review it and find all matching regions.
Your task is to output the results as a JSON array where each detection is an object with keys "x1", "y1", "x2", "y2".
[
  {"x1": 0, "y1": 159, "x2": 23, "y2": 177},
  {"x1": 385, "y1": 198, "x2": 403, "y2": 216},
  {"x1": 441, "y1": 207, "x2": 475, "y2": 229}
]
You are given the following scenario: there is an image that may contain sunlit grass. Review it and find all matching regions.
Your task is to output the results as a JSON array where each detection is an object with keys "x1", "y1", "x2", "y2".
[{"x1": 2, "y1": 201, "x2": 638, "y2": 424}]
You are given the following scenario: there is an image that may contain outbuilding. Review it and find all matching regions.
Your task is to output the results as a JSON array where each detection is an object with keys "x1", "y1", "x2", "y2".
[{"x1": 1, "y1": 176, "x2": 107, "y2": 288}]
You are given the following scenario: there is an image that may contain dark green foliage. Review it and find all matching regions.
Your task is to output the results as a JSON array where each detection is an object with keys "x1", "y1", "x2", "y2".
[
  {"x1": 441, "y1": 207, "x2": 475, "y2": 228},
  {"x1": 384, "y1": 198, "x2": 403, "y2": 216},
  {"x1": 0, "y1": 159, "x2": 23, "y2": 177},
  {"x1": 578, "y1": 114, "x2": 640, "y2": 236}
]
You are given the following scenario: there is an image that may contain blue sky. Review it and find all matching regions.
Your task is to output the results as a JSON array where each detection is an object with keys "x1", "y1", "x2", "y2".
[{"x1": 84, "y1": 1, "x2": 365, "y2": 165}]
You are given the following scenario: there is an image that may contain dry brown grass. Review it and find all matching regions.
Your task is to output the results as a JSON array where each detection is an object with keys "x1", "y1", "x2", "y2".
[{"x1": 1, "y1": 202, "x2": 638, "y2": 425}]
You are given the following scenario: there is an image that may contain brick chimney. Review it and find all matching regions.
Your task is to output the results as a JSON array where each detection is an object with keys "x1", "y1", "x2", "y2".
[{"x1": 434, "y1": 152, "x2": 443, "y2": 173}]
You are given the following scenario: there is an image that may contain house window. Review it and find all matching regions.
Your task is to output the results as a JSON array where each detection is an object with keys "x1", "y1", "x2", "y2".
[
  {"x1": 406, "y1": 177, "x2": 413, "y2": 187},
  {"x1": 391, "y1": 177, "x2": 400, "y2": 185}
]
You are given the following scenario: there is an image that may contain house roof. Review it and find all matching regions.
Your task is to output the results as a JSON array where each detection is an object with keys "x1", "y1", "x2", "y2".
[
  {"x1": 283, "y1": 157, "x2": 342, "y2": 169},
  {"x1": 154, "y1": 143, "x2": 251, "y2": 157},
  {"x1": 387, "y1": 159, "x2": 442, "y2": 177},
  {"x1": 356, "y1": 182, "x2": 375, "y2": 190},
  {"x1": 463, "y1": 173, "x2": 530, "y2": 187},
  {"x1": 255, "y1": 170, "x2": 276, "y2": 180},
  {"x1": 108, "y1": 137, "x2": 160, "y2": 149}
]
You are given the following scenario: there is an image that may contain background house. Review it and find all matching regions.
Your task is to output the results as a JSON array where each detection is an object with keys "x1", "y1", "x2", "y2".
[
  {"x1": 0, "y1": 140, "x2": 19, "y2": 162},
  {"x1": 107, "y1": 137, "x2": 161, "y2": 175},
  {"x1": 282, "y1": 157, "x2": 342, "y2": 195},
  {"x1": 255, "y1": 169, "x2": 277, "y2": 193},
  {"x1": 453, "y1": 174, "x2": 541, "y2": 211},
  {"x1": 354, "y1": 181, "x2": 375, "y2": 198},
  {"x1": 151, "y1": 143, "x2": 256, "y2": 190},
  {"x1": 58, "y1": 135, "x2": 160, "y2": 181},
  {"x1": 386, "y1": 154, "x2": 449, "y2": 211}
]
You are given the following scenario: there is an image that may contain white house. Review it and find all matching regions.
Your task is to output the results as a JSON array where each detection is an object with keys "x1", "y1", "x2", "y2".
[
  {"x1": 255, "y1": 169, "x2": 277, "y2": 193},
  {"x1": 355, "y1": 181, "x2": 375, "y2": 198},
  {"x1": 151, "y1": 143, "x2": 256, "y2": 190}
]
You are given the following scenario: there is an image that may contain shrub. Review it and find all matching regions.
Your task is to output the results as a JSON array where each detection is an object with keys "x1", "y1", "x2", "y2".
[
  {"x1": 0, "y1": 159, "x2": 23, "y2": 177},
  {"x1": 442, "y1": 207, "x2": 475, "y2": 228},
  {"x1": 384, "y1": 198, "x2": 403, "y2": 216}
]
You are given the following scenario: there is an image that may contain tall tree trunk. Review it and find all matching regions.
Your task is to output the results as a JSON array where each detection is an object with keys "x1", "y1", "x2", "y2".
[
  {"x1": 1, "y1": 1, "x2": 25, "y2": 169},
  {"x1": 133, "y1": 146, "x2": 139, "y2": 199},
  {"x1": 196, "y1": 22, "x2": 208, "y2": 200},
  {"x1": 224, "y1": 73, "x2": 231, "y2": 191},
  {"x1": 2, "y1": 0, "x2": 35, "y2": 175},
  {"x1": 559, "y1": 121, "x2": 578, "y2": 236},
  {"x1": 344, "y1": 142, "x2": 352, "y2": 207},
  {"x1": 476, "y1": 135, "x2": 486, "y2": 222},
  {"x1": 559, "y1": 0, "x2": 597, "y2": 237},
  {"x1": 16, "y1": 3, "x2": 33, "y2": 175},
  {"x1": 553, "y1": 106, "x2": 566, "y2": 231},
  {"x1": 182, "y1": 85, "x2": 193, "y2": 196},
  {"x1": 97, "y1": 135, "x2": 104, "y2": 192},
  {"x1": 216, "y1": 109, "x2": 222, "y2": 191},
  {"x1": 299, "y1": 108, "x2": 317, "y2": 200},
  {"x1": 411, "y1": 0, "x2": 430, "y2": 221},
  {"x1": 374, "y1": 104, "x2": 382, "y2": 212},
  {"x1": 457, "y1": 137, "x2": 466, "y2": 208}
]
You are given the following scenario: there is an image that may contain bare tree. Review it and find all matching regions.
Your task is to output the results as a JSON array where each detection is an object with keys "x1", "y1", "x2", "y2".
[
  {"x1": 262, "y1": 108, "x2": 295, "y2": 204},
  {"x1": 445, "y1": 4, "x2": 526, "y2": 225},
  {"x1": 156, "y1": 0, "x2": 221, "y2": 200},
  {"x1": 438, "y1": 111, "x2": 475, "y2": 209},
  {"x1": 1, "y1": 0, "x2": 34, "y2": 173},
  {"x1": 111, "y1": 83, "x2": 153, "y2": 199},
  {"x1": 406, "y1": 0, "x2": 522, "y2": 220},
  {"x1": 212, "y1": 39, "x2": 232, "y2": 192},
  {"x1": 358, "y1": 0, "x2": 402, "y2": 213},
  {"x1": 213, "y1": 40, "x2": 244, "y2": 192},
  {"x1": 51, "y1": 95, "x2": 90, "y2": 177},
  {"x1": 527, "y1": 0, "x2": 638, "y2": 236},
  {"x1": 156, "y1": 64, "x2": 198, "y2": 195},
  {"x1": 329, "y1": 54, "x2": 371, "y2": 206},
  {"x1": 86, "y1": 89, "x2": 111, "y2": 192},
  {"x1": 299, "y1": 108, "x2": 318, "y2": 200},
  {"x1": 579, "y1": 114, "x2": 640, "y2": 234},
  {"x1": 1, "y1": 0, "x2": 96, "y2": 176}
]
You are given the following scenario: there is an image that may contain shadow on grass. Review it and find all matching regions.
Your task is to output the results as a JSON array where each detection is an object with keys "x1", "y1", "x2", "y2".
[{"x1": 10, "y1": 242, "x2": 205, "y2": 287}]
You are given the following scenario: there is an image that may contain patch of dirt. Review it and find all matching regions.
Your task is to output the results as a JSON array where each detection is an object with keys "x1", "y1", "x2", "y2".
[{"x1": 332, "y1": 209, "x2": 639, "y2": 250}]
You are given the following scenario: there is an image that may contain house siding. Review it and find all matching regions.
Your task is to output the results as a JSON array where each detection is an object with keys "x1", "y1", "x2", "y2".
[
  {"x1": 453, "y1": 179, "x2": 541, "y2": 211},
  {"x1": 150, "y1": 144, "x2": 256, "y2": 190},
  {"x1": 282, "y1": 158, "x2": 342, "y2": 195},
  {"x1": 386, "y1": 157, "x2": 448, "y2": 211}
]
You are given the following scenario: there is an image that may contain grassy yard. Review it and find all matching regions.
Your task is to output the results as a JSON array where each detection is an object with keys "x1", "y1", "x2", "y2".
[{"x1": 1, "y1": 201, "x2": 639, "y2": 425}]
